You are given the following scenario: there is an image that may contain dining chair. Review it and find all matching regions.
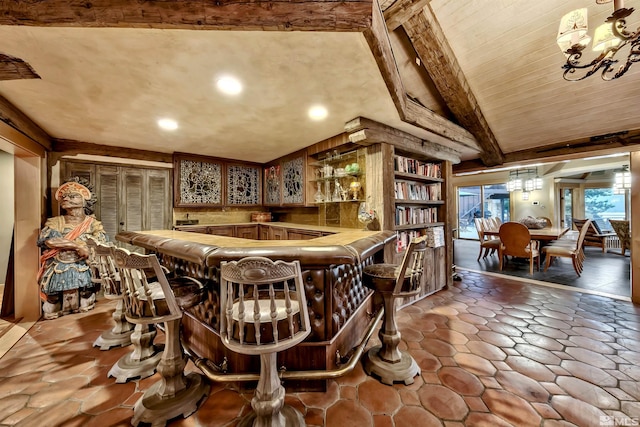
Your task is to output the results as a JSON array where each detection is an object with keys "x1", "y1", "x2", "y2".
[
  {"x1": 572, "y1": 218, "x2": 615, "y2": 253},
  {"x1": 220, "y1": 257, "x2": 311, "y2": 427},
  {"x1": 474, "y1": 218, "x2": 500, "y2": 261},
  {"x1": 542, "y1": 219, "x2": 591, "y2": 276},
  {"x1": 113, "y1": 247, "x2": 209, "y2": 427},
  {"x1": 498, "y1": 222, "x2": 540, "y2": 275},
  {"x1": 609, "y1": 219, "x2": 631, "y2": 255},
  {"x1": 361, "y1": 235, "x2": 427, "y2": 385}
]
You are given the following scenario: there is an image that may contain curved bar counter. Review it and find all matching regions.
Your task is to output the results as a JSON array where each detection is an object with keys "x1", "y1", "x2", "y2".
[{"x1": 116, "y1": 224, "x2": 395, "y2": 390}]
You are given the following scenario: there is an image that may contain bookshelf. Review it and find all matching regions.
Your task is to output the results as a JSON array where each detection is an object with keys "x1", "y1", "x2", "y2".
[{"x1": 393, "y1": 153, "x2": 445, "y2": 253}]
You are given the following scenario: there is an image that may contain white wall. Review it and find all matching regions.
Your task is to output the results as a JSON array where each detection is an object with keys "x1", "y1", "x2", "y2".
[{"x1": 0, "y1": 150, "x2": 14, "y2": 284}]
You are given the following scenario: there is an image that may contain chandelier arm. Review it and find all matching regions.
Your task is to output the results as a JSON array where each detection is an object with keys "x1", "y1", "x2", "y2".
[{"x1": 562, "y1": 50, "x2": 614, "y2": 81}]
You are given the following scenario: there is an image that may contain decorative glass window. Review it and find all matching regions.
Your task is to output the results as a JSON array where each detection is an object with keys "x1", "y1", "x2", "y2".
[
  {"x1": 174, "y1": 154, "x2": 223, "y2": 207},
  {"x1": 226, "y1": 164, "x2": 261, "y2": 205},
  {"x1": 282, "y1": 156, "x2": 304, "y2": 205},
  {"x1": 264, "y1": 165, "x2": 281, "y2": 205}
]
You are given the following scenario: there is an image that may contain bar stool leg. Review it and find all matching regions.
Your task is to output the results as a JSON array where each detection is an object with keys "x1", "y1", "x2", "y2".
[
  {"x1": 108, "y1": 323, "x2": 163, "y2": 383},
  {"x1": 363, "y1": 292, "x2": 419, "y2": 386},
  {"x1": 132, "y1": 319, "x2": 209, "y2": 427},
  {"x1": 93, "y1": 299, "x2": 134, "y2": 350},
  {"x1": 238, "y1": 352, "x2": 306, "y2": 427}
]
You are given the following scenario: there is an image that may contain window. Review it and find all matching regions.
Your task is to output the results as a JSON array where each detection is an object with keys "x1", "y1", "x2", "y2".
[
  {"x1": 457, "y1": 184, "x2": 509, "y2": 239},
  {"x1": 584, "y1": 187, "x2": 627, "y2": 231}
]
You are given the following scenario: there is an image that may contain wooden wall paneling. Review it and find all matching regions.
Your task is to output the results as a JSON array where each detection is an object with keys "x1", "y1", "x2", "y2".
[{"x1": 442, "y1": 160, "x2": 453, "y2": 289}]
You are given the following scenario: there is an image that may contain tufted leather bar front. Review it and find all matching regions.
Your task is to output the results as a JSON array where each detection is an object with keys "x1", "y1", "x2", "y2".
[{"x1": 116, "y1": 227, "x2": 395, "y2": 389}]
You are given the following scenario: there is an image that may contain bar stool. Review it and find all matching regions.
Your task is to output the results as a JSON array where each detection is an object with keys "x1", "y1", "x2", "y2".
[
  {"x1": 362, "y1": 235, "x2": 427, "y2": 385},
  {"x1": 220, "y1": 257, "x2": 311, "y2": 427},
  {"x1": 86, "y1": 238, "x2": 134, "y2": 350},
  {"x1": 112, "y1": 247, "x2": 210, "y2": 427}
]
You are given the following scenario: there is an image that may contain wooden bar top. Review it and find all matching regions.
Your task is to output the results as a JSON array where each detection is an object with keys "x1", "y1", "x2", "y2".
[
  {"x1": 140, "y1": 222, "x2": 381, "y2": 247},
  {"x1": 117, "y1": 223, "x2": 395, "y2": 267}
]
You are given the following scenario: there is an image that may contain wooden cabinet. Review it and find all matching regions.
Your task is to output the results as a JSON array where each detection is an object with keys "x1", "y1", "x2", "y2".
[
  {"x1": 259, "y1": 225, "x2": 270, "y2": 240},
  {"x1": 269, "y1": 226, "x2": 287, "y2": 240},
  {"x1": 206, "y1": 225, "x2": 235, "y2": 237},
  {"x1": 263, "y1": 149, "x2": 307, "y2": 207},
  {"x1": 287, "y1": 229, "x2": 322, "y2": 240},
  {"x1": 235, "y1": 225, "x2": 259, "y2": 240},
  {"x1": 60, "y1": 160, "x2": 172, "y2": 243}
]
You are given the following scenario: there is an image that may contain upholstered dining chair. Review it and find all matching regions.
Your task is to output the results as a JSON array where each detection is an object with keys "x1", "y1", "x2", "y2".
[
  {"x1": 112, "y1": 247, "x2": 209, "y2": 427},
  {"x1": 86, "y1": 238, "x2": 134, "y2": 350},
  {"x1": 609, "y1": 219, "x2": 631, "y2": 256},
  {"x1": 361, "y1": 235, "x2": 427, "y2": 385},
  {"x1": 498, "y1": 222, "x2": 540, "y2": 275},
  {"x1": 542, "y1": 219, "x2": 591, "y2": 276},
  {"x1": 474, "y1": 218, "x2": 501, "y2": 261},
  {"x1": 220, "y1": 257, "x2": 311, "y2": 427}
]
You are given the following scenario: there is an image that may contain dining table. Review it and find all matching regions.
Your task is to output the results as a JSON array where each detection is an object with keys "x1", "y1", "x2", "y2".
[{"x1": 484, "y1": 226, "x2": 570, "y2": 242}]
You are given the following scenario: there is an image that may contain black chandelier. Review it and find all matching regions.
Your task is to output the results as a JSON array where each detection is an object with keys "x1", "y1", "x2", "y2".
[{"x1": 557, "y1": 0, "x2": 640, "y2": 81}]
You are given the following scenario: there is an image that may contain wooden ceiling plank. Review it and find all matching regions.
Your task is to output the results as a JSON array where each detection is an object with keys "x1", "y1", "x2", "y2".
[
  {"x1": 345, "y1": 116, "x2": 461, "y2": 162},
  {"x1": 0, "y1": 0, "x2": 373, "y2": 31},
  {"x1": 0, "y1": 95, "x2": 51, "y2": 150},
  {"x1": 402, "y1": 7, "x2": 504, "y2": 167}
]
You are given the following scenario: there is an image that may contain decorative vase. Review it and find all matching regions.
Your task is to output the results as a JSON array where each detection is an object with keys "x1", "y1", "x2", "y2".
[
  {"x1": 358, "y1": 202, "x2": 375, "y2": 230},
  {"x1": 349, "y1": 181, "x2": 361, "y2": 201}
]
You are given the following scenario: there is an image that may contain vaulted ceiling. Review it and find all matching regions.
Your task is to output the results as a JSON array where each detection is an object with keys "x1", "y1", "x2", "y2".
[{"x1": 1, "y1": 0, "x2": 639, "y2": 172}]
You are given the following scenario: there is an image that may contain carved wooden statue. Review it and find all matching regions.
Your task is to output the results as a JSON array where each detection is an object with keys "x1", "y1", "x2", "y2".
[{"x1": 37, "y1": 179, "x2": 107, "y2": 319}]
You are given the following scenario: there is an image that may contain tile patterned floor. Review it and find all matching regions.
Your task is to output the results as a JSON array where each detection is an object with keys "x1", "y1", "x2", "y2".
[{"x1": 1, "y1": 269, "x2": 639, "y2": 426}]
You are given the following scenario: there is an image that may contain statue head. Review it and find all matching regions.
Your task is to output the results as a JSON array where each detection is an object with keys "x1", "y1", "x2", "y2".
[{"x1": 56, "y1": 177, "x2": 96, "y2": 215}]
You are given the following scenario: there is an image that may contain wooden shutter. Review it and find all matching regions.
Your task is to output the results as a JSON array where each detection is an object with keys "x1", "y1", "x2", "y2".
[
  {"x1": 95, "y1": 165, "x2": 119, "y2": 242},
  {"x1": 122, "y1": 169, "x2": 144, "y2": 233},
  {"x1": 146, "y1": 169, "x2": 171, "y2": 230}
]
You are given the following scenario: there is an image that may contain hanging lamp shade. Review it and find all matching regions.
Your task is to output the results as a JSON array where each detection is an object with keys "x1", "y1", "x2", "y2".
[
  {"x1": 557, "y1": 9, "x2": 590, "y2": 52},
  {"x1": 592, "y1": 22, "x2": 621, "y2": 51}
]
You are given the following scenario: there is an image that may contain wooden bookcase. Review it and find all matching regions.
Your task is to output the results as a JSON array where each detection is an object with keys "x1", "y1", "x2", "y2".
[{"x1": 365, "y1": 143, "x2": 451, "y2": 302}]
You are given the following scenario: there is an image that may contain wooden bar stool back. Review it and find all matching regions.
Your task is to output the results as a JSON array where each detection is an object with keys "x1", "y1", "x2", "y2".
[
  {"x1": 113, "y1": 247, "x2": 209, "y2": 427},
  {"x1": 86, "y1": 238, "x2": 134, "y2": 350},
  {"x1": 362, "y1": 235, "x2": 428, "y2": 385},
  {"x1": 220, "y1": 257, "x2": 311, "y2": 427}
]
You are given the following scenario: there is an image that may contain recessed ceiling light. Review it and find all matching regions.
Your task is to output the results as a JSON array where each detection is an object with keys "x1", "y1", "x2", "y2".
[
  {"x1": 216, "y1": 76, "x2": 243, "y2": 95},
  {"x1": 308, "y1": 105, "x2": 328, "y2": 121},
  {"x1": 157, "y1": 118, "x2": 178, "y2": 131}
]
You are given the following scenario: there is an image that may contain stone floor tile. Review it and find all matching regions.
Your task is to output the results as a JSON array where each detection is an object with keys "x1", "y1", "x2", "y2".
[{"x1": 358, "y1": 379, "x2": 402, "y2": 414}]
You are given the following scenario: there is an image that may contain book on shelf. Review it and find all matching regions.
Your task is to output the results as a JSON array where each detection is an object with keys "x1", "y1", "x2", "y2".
[
  {"x1": 425, "y1": 226, "x2": 445, "y2": 248},
  {"x1": 394, "y1": 155, "x2": 441, "y2": 178},
  {"x1": 395, "y1": 206, "x2": 437, "y2": 226},
  {"x1": 394, "y1": 181, "x2": 441, "y2": 201}
]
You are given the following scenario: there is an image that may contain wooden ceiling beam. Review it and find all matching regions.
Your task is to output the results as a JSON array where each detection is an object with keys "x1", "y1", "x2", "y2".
[
  {"x1": 0, "y1": 54, "x2": 41, "y2": 81},
  {"x1": 454, "y1": 131, "x2": 640, "y2": 174},
  {"x1": 0, "y1": 0, "x2": 373, "y2": 31},
  {"x1": 382, "y1": 0, "x2": 430, "y2": 31},
  {"x1": 52, "y1": 139, "x2": 174, "y2": 164},
  {"x1": 345, "y1": 116, "x2": 461, "y2": 163},
  {"x1": 0, "y1": 94, "x2": 51, "y2": 150},
  {"x1": 363, "y1": 1, "x2": 479, "y2": 152},
  {"x1": 402, "y1": 7, "x2": 504, "y2": 167}
]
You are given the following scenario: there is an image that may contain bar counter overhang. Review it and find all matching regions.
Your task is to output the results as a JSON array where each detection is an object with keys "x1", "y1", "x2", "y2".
[{"x1": 116, "y1": 224, "x2": 396, "y2": 390}]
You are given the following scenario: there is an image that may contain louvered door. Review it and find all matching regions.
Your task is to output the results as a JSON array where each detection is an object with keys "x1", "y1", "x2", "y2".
[{"x1": 60, "y1": 160, "x2": 171, "y2": 244}]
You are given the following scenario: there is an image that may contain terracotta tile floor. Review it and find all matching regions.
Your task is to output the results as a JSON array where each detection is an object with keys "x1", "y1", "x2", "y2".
[{"x1": 1, "y1": 269, "x2": 640, "y2": 426}]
